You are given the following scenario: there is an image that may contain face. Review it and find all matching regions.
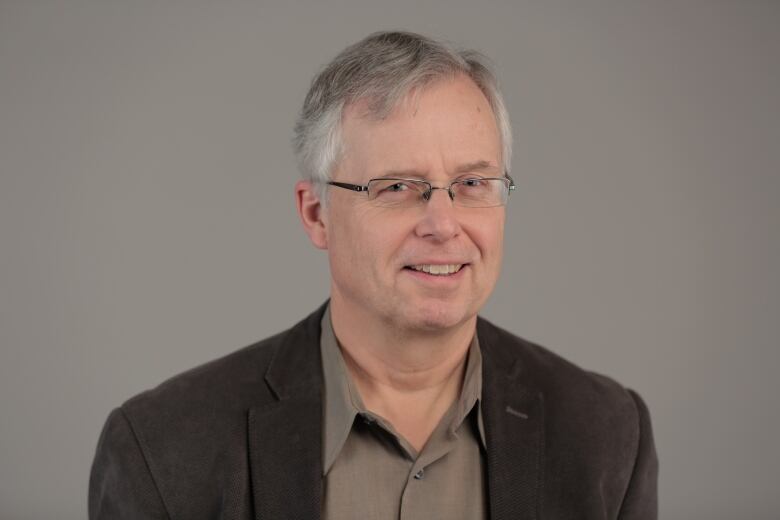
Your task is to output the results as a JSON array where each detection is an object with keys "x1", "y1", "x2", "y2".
[{"x1": 300, "y1": 75, "x2": 507, "y2": 333}]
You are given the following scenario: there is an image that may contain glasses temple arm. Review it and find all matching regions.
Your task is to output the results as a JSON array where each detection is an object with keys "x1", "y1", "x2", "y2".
[{"x1": 326, "y1": 181, "x2": 369, "y2": 192}]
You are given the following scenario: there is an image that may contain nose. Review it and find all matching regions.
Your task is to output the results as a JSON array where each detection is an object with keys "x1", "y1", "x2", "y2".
[{"x1": 414, "y1": 187, "x2": 461, "y2": 242}]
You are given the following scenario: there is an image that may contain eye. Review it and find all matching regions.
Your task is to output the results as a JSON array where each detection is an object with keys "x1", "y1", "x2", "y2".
[
  {"x1": 460, "y1": 177, "x2": 486, "y2": 187},
  {"x1": 369, "y1": 179, "x2": 420, "y2": 202},
  {"x1": 384, "y1": 182, "x2": 409, "y2": 192}
]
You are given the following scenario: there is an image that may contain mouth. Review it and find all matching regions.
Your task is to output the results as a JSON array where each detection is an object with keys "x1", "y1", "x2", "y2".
[{"x1": 403, "y1": 263, "x2": 466, "y2": 276}]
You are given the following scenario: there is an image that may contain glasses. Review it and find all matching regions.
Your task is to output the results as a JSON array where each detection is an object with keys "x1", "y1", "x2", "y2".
[{"x1": 326, "y1": 175, "x2": 515, "y2": 208}]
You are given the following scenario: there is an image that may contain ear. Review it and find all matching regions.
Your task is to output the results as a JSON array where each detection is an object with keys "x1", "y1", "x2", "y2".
[{"x1": 295, "y1": 180, "x2": 328, "y2": 250}]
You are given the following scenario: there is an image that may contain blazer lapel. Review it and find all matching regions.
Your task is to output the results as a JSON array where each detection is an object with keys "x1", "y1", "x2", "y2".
[
  {"x1": 248, "y1": 304, "x2": 327, "y2": 520},
  {"x1": 479, "y1": 318, "x2": 545, "y2": 520}
]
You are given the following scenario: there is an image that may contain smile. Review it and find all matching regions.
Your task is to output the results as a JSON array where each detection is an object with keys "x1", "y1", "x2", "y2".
[{"x1": 405, "y1": 264, "x2": 464, "y2": 276}]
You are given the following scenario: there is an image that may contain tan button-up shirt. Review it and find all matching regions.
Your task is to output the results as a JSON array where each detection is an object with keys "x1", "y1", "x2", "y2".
[{"x1": 320, "y1": 305, "x2": 488, "y2": 519}]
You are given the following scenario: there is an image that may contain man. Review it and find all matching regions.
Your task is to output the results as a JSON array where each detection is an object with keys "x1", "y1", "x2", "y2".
[{"x1": 90, "y1": 31, "x2": 657, "y2": 519}]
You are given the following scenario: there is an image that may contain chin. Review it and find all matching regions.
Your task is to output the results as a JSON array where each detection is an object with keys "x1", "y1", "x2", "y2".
[{"x1": 403, "y1": 301, "x2": 474, "y2": 332}]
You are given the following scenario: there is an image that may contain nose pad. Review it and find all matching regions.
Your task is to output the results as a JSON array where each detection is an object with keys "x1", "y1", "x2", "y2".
[
  {"x1": 423, "y1": 187, "x2": 454, "y2": 202},
  {"x1": 416, "y1": 186, "x2": 460, "y2": 241}
]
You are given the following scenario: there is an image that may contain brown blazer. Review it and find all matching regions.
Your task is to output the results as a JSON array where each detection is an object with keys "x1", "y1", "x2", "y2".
[{"x1": 89, "y1": 301, "x2": 658, "y2": 519}]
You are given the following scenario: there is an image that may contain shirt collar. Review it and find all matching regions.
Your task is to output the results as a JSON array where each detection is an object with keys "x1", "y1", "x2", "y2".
[{"x1": 320, "y1": 304, "x2": 485, "y2": 475}]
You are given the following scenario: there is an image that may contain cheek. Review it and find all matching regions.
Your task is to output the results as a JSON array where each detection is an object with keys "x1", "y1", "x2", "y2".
[
  {"x1": 472, "y1": 214, "x2": 505, "y2": 254},
  {"x1": 324, "y1": 208, "x2": 359, "y2": 269},
  {"x1": 327, "y1": 208, "x2": 404, "y2": 273}
]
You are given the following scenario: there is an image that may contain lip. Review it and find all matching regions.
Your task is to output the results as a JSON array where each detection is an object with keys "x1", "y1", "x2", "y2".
[
  {"x1": 403, "y1": 260, "x2": 471, "y2": 267},
  {"x1": 402, "y1": 263, "x2": 469, "y2": 284}
]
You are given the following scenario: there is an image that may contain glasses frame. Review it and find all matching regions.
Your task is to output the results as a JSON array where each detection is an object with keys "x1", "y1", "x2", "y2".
[{"x1": 326, "y1": 173, "x2": 516, "y2": 208}]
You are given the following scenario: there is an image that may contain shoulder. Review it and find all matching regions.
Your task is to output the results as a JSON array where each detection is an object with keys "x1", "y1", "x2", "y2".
[
  {"x1": 109, "y1": 327, "x2": 288, "y2": 497},
  {"x1": 121, "y1": 329, "x2": 283, "y2": 424},
  {"x1": 90, "y1": 311, "x2": 318, "y2": 518},
  {"x1": 119, "y1": 301, "x2": 326, "y2": 425},
  {"x1": 90, "y1": 306, "x2": 325, "y2": 516},
  {"x1": 477, "y1": 317, "x2": 657, "y2": 514},
  {"x1": 477, "y1": 315, "x2": 651, "y2": 460},
  {"x1": 115, "y1": 304, "x2": 322, "y2": 461},
  {"x1": 478, "y1": 315, "x2": 643, "y2": 418}
]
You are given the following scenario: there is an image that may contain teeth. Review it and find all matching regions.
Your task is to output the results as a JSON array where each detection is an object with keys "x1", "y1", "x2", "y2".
[{"x1": 410, "y1": 264, "x2": 463, "y2": 275}]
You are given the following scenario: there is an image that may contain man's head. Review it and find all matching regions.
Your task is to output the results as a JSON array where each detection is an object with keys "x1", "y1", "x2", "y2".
[
  {"x1": 293, "y1": 31, "x2": 512, "y2": 204},
  {"x1": 295, "y1": 31, "x2": 513, "y2": 333}
]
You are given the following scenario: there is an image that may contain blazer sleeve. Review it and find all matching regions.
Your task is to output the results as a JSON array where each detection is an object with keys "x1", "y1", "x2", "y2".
[
  {"x1": 89, "y1": 407, "x2": 170, "y2": 520},
  {"x1": 618, "y1": 390, "x2": 659, "y2": 520}
]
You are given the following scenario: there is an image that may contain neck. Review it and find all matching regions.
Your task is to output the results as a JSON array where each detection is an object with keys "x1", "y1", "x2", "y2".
[
  {"x1": 328, "y1": 294, "x2": 476, "y2": 393},
  {"x1": 328, "y1": 294, "x2": 476, "y2": 451}
]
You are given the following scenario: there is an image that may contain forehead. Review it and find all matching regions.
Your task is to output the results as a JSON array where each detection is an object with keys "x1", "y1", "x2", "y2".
[{"x1": 339, "y1": 75, "x2": 502, "y2": 179}]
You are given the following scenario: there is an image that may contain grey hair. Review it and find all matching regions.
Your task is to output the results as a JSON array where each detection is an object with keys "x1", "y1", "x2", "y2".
[{"x1": 292, "y1": 31, "x2": 513, "y2": 202}]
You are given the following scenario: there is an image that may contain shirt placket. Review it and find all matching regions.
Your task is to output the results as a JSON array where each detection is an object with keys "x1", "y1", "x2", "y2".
[{"x1": 397, "y1": 405, "x2": 461, "y2": 520}]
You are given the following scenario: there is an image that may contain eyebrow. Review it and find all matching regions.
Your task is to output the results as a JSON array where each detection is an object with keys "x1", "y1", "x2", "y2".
[
  {"x1": 379, "y1": 160, "x2": 501, "y2": 179},
  {"x1": 454, "y1": 160, "x2": 500, "y2": 174}
]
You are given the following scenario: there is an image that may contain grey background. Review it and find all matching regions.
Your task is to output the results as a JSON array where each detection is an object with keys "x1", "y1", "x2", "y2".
[{"x1": 1, "y1": 1, "x2": 778, "y2": 518}]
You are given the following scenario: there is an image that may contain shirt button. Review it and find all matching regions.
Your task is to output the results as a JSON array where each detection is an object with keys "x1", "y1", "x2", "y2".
[{"x1": 413, "y1": 469, "x2": 424, "y2": 480}]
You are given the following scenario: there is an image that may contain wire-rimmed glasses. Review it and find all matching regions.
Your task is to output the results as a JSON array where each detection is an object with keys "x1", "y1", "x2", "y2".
[{"x1": 326, "y1": 175, "x2": 515, "y2": 208}]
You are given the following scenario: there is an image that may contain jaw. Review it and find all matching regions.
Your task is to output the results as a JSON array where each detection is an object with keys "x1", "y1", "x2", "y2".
[{"x1": 393, "y1": 266, "x2": 484, "y2": 331}]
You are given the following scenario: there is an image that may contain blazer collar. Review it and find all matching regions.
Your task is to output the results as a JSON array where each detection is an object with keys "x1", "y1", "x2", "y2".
[{"x1": 478, "y1": 316, "x2": 546, "y2": 520}]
